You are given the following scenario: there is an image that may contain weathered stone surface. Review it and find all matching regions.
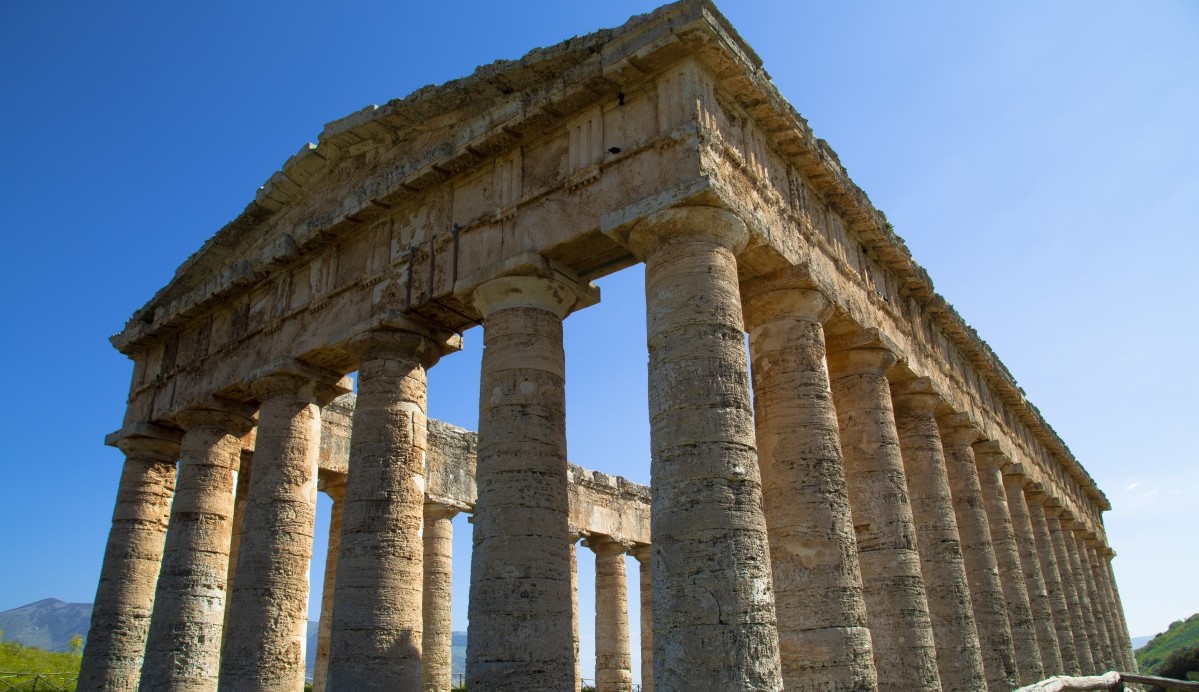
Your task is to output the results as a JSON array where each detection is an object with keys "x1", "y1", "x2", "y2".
[
  {"x1": 466, "y1": 270, "x2": 583, "y2": 691},
  {"x1": 311, "y1": 478, "x2": 345, "y2": 692},
  {"x1": 1072, "y1": 529, "x2": 1114, "y2": 671},
  {"x1": 140, "y1": 405, "x2": 254, "y2": 692},
  {"x1": 1003, "y1": 470, "x2": 1065, "y2": 675},
  {"x1": 631, "y1": 545, "x2": 652, "y2": 692},
  {"x1": 975, "y1": 443, "x2": 1046, "y2": 684},
  {"x1": 422, "y1": 503, "x2": 458, "y2": 692},
  {"x1": 1024, "y1": 490, "x2": 1081, "y2": 675},
  {"x1": 327, "y1": 327, "x2": 449, "y2": 691},
  {"x1": 743, "y1": 276, "x2": 876, "y2": 691},
  {"x1": 828, "y1": 344, "x2": 941, "y2": 691},
  {"x1": 94, "y1": 3, "x2": 1137, "y2": 689},
  {"x1": 80, "y1": 428, "x2": 180, "y2": 692},
  {"x1": 588, "y1": 536, "x2": 634, "y2": 692},
  {"x1": 220, "y1": 367, "x2": 350, "y2": 692},
  {"x1": 938, "y1": 416, "x2": 1018, "y2": 691},
  {"x1": 891, "y1": 378, "x2": 986, "y2": 692},
  {"x1": 1043, "y1": 507, "x2": 1095, "y2": 673},
  {"x1": 625, "y1": 205, "x2": 783, "y2": 692}
]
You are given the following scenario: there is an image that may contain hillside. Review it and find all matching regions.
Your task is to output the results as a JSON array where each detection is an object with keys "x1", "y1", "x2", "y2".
[
  {"x1": 1137, "y1": 612, "x2": 1199, "y2": 673},
  {"x1": 0, "y1": 599, "x2": 91, "y2": 652}
]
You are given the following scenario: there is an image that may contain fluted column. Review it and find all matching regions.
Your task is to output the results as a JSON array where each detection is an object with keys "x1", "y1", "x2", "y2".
[
  {"x1": 329, "y1": 325, "x2": 451, "y2": 690},
  {"x1": 622, "y1": 206, "x2": 782, "y2": 691},
  {"x1": 570, "y1": 531, "x2": 582, "y2": 692},
  {"x1": 140, "y1": 403, "x2": 255, "y2": 692},
  {"x1": 1003, "y1": 469, "x2": 1066, "y2": 673},
  {"x1": 1022, "y1": 489, "x2": 1080, "y2": 674},
  {"x1": 220, "y1": 365, "x2": 349, "y2": 691},
  {"x1": 312, "y1": 476, "x2": 346, "y2": 692},
  {"x1": 1072, "y1": 528, "x2": 1114, "y2": 670},
  {"x1": 589, "y1": 536, "x2": 634, "y2": 692},
  {"x1": 222, "y1": 448, "x2": 253, "y2": 641},
  {"x1": 1043, "y1": 505, "x2": 1095, "y2": 673},
  {"x1": 974, "y1": 443, "x2": 1046, "y2": 683},
  {"x1": 1087, "y1": 542, "x2": 1125, "y2": 670},
  {"x1": 1101, "y1": 549, "x2": 1137, "y2": 671},
  {"x1": 938, "y1": 415, "x2": 1018, "y2": 691},
  {"x1": 80, "y1": 425, "x2": 180, "y2": 692},
  {"x1": 466, "y1": 262, "x2": 589, "y2": 691},
  {"x1": 891, "y1": 378, "x2": 985, "y2": 691},
  {"x1": 630, "y1": 545, "x2": 652, "y2": 692},
  {"x1": 742, "y1": 273, "x2": 876, "y2": 691},
  {"x1": 828, "y1": 340, "x2": 940, "y2": 691},
  {"x1": 422, "y1": 503, "x2": 459, "y2": 692}
]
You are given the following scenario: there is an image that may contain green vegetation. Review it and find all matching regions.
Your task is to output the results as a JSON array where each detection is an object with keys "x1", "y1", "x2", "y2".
[
  {"x1": 1138, "y1": 613, "x2": 1199, "y2": 672},
  {"x1": 0, "y1": 629, "x2": 81, "y2": 691}
]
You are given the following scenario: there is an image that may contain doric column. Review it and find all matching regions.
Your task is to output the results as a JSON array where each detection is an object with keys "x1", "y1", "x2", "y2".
[
  {"x1": 140, "y1": 402, "x2": 255, "y2": 692},
  {"x1": 974, "y1": 443, "x2": 1046, "y2": 683},
  {"x1": 741, "y1": 272, "x2": 876, "y2": 691},
  {"x1": 588, "y1": 536, "x2": 634, "y2": 692},
  {"x1": 219, "y1": 365, "x2": 350, "y2": 691},
  {"x1": 222, "y1": 447, "x2": 253, "y2": 640},
  {"x1": 1002, "y1": 469, "x2": 1066, "y2": 673},
  {"x1": 570, "y1": 531, "x2": 582, "y2": 692},
  {"x1": 312, "y1": 476, "x2": 346, "y2": 692},
  {"x1": 1090, "y1": 542, "x2": 1128, "y2": 671},
  {"x1": 937, "y1": 415, "x2": 1018, "y2": 691},
  {"x1": 465, "y1": 259, "x2": 591, "y2": 691},
  {"x1": 890, "y1": 378, "x2": 986, "y2": 691},
  {"x1": 621, "y1": 206, "x2": 782, "y2": 690},
  {"x1": 328, "y1": 324, "x2": 452, "y2": 690},
  {"x1": 80, "y1": 425, "x2": 180, "y2": 692},
  {"x1": 1022, "y1": 489, "x2": 1080, "y2": 674},
  {"x1": 1072, "y1": 528, "x2": 1114, "y2": 670},
  {"x1": 1101, "y1": 549, "x2": 1137, "y2": 671},
  {"x1": 827, "y1": 338, "x2": 940, "y2": 691},
  {"x1": 1043, "y1": 505, "x2": 1095, "y2": 672},
  {"x1": 630, "y1": 544, "x2": 652, "y2": 692},
  {"x1": 422, "y1": 503, "x2": 459, "y2": 692}
]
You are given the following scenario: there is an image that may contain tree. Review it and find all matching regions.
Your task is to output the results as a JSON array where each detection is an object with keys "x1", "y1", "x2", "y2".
[
  {"x1": 1149, "y1": 645, "x2": 1199, "y2": 692},
  {"x1": 68, "y1": 634, "x2": 83, "y2": 656}
]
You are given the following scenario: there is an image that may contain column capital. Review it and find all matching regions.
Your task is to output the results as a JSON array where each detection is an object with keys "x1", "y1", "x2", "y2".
[
  {"x1": 175, "y1": 399, "x2": 257, "y2": 436},
  {"x1": 972, "y1": 440, "x2": 1008, "y2": 469},
  {"x1": 937, "y1": 412, "x2": 981, "y2": 449},
  {"x1": 584, "y1": 534, "x2": 634, "y2": 556},
  {"x1": 423, "y1": 501, "x2": 460, "y2": 522},
  {"x1": 456, "y1": 251, "x2": 599, "y2": 320},
  {"x1": 105, "y1": 422, "x2": 183, "y2": 461},
  {"x1": 348, "y1": 323, "x2": 458, "y2": 369},
  {"x1": 740, "y1": 264, "x2": 832, "y2": 327},
  {"x1": 889, "y1": 376, "x2": 945, "y2": 412},
  {"x1": 629, "y1": 543, "x2": 651, "y2": 564},
  {"x1": 318, "y1": 473, "x2": 348, "y2": 502},
  {"x1": 623, "y1": 205, "x2": 749, "y2": 260},
  {"x1": 249, "y1": 359, "x2": 353, "y2": 406}
]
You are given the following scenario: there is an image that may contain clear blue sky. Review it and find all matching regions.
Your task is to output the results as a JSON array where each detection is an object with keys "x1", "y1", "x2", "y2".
[{"x1": 2, "y1": 0, "x2": 1196, "y2": 682}]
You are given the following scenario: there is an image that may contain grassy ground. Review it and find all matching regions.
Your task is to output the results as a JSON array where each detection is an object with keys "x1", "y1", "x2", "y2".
[
  {"x1": 1138, "y1": 612, "x2": 1199, "y2": 673},
  {"x1": 0, "y1": 638, "x2": 80, "y2": 691}
]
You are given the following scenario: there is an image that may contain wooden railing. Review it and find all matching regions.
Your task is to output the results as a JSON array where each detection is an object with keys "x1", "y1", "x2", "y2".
[
  {"x1": 0, "y1": 672, "x2": 78, "y2": 692},
  {"x1": 1017, "y1": 671, "x2": 1199, "y2": 691}
]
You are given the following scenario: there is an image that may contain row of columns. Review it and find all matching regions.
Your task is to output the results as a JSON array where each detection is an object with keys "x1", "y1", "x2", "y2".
[{"x1": 85, "y1": 204, "x2": 1133, "y2": 691}]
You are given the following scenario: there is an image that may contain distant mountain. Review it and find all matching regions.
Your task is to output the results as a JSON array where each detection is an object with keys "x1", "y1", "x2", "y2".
[
  {"x1": 0, "y1": 599, "x2": 92, "y2": 652},
  {"x1": 1132, "y1": 635, "x2": 1153, "y2": 649},
  {"x1": 452, "y1": 631, "x2": 466, "y2": 679}
]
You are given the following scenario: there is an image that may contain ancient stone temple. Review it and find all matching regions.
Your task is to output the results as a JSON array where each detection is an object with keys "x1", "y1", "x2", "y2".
[{"x1": 82, "y1": 2, "x2": 1136, "y2": 690}]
